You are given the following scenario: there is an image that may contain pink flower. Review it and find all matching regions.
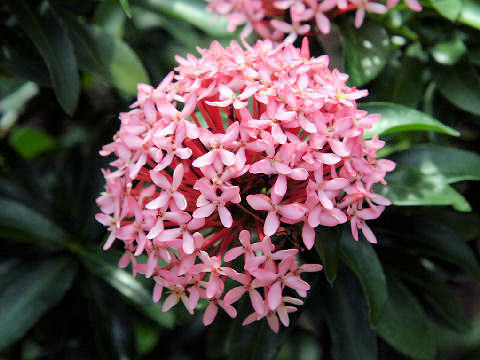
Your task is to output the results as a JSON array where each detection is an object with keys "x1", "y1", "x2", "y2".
[
  {"x1": 207, "y1": 0, "x2": 421, "y2": 40},
  {"x1": 192, "y1": 123, "x2": 239, "y2": 168},
  {"x1": 247, "y1": 193, "x2": 306, "y2": 236},
  {"x1": 96, "y1": 38, "x2": 394, "y2": 331},
  {"x1": 242, "y1": 296, "x2": 305, "y2": 333},
  {"x1": 146, "y1": 164, "x2": 187, "y2": 211},
  {"x1": 193, "y1": 185, "x2": 240, "y2": 228},
  {"x1": 203, "y1": 298, "x2": 237, "y2": 326}
]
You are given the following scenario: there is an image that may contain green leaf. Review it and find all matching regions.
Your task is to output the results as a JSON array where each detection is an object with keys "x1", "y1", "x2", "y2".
[
  {"x1": 9, "y1": 125, "x2": 57, "y2": 160},
  {"x1": 391, "y1": 56, "x2": 424, "y2": 108},
  {"x1": 78, "y1": 249, "x2": 174, "y2": 328},
  {"x1": 360, "y1": 102, "x2": 459, "y2": 138},
  {"x1": 119, "y1": 0, "x2": 132, "y2": 17},
  {"x1": 459, "y1": 0, "x2": 480, "y2": 30},
  {"x1": 65, "y1": 19, "x2": 149, "y2": 96},
  {"x1": 144, "y1": 0, "x2": 229, "y2": 37},
  {"x1": 0, "y1": 197, "x2": 67, "y2": 249},
  {"x1": 135, "y1": 321, "x2": 160, "y2": 356},
  {"x1": 374, "y1": 278, "x2": 437, "y2": 360},
  {"x1": 377, "y1": 168, "x2": 471, "y2": 212},
  {"x1": 339, "y1": 22, "x2": 390, "y2": 87},
  {"x1": 0, "y1": 81, "x2": 38, "y2": 114},
  {"x1": 399, "y1": 267, "x2": 469, "y2": 332},
  {"x1": 338, "y1": 230, "x2": 388, "y2": 325},
  {"x1": 389, "y1": 145, "x2": 480, "y2": 183},
  {"x1": 319, "y1": 268, "x2": 378, "y2": 360},
  {"x1": 431, "y1": 39, "x2": 467, "y2": 65},
  {"x1": 0, "y1": 257, "x2": 77, "y2": 350},
  {"x1": 87, "y1": 26, "x2": 149, "y2": 95},
  {"x1": 314, "y1": 227, "x2": 340, "y2": 285},
  {"x1": 435, "y1": 63, "x2": 480, "y2": 115},
  {"x1": 382, "y1": 248, "x2": 469, "y2": 332},
  {"x1": 405, "y1": 218, "x2": 480, "y2": 279},
  {"x1": 0, "y1": 81, "x2": 38, "y2": 136},
  {"x1": 86, "y1": 277, "x2": 136, "y2": 359},
  {"x1": 94, "y1": 0, "x2": 127, "y2": 37},
  {"x1": 0, "y1": 32, "x2": 51, "y2": 86},
  {"x1": 10, "y1": 1, "x2": 79, "y2": 115},
  {"x1": 378, "y1": 145, "x2": 480, "y2": 212},
  {"x1": 431, "y1": 0, "x2": 463, "y2": 21}
]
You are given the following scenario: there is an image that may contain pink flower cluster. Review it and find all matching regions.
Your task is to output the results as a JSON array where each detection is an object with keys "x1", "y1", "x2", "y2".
[
  {"x1": 207, "y1": 0, "x2": 422, "y2": 39},
  {"x1": 96, "y1": 38, "x2": 394, "y2": 332}
]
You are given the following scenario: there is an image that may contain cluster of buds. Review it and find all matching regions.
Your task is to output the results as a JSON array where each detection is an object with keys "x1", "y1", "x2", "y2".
[
  {"x1": 96, "y1": 38, "x2": 394, "y2": 331},
  {"x1": 207, "y1": 0, "x2": 422, "y2": 40}
]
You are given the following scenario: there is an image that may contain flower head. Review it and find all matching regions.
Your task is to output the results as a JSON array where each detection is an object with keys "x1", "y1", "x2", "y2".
[
  {"x1": 207, "y1": 0, "x2": 421, "y2": 39},
  {"x1": 96, "y1": 38, "x2": 393, "y2": 331}
]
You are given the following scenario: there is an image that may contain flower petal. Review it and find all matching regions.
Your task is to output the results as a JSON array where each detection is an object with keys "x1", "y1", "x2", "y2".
[
  {"x1": 203, "y1": 303, "x2": 219, "y2": 326},
  {"x1": 264, "y1": 211, "x2": 280, "y2": 236},
  {"x1": 268, "y1": 281, "x2": 283, "y2": 310},
  {"x1": 193, "y1": 203, "x2": 216, "y2": 218},
  {"x1": 246, "y1": 194, "x2": 271, "y2": 211},
  {"x1": 218, "y1": 205, "x2": 233, "y2": 228}
]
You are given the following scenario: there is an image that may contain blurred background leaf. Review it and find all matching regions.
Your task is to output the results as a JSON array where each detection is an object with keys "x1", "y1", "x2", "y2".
[{"x1": 0, "y1": 257, "x2": 77, "y2": 351}]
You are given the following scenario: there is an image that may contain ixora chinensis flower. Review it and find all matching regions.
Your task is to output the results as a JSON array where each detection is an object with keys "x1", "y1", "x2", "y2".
[
  {"x1": 207, "y1": 0, "x2": 422, "y2": 40},
  {"x1": 95, "y1": 38, "x2": 395, "y2": 332}
]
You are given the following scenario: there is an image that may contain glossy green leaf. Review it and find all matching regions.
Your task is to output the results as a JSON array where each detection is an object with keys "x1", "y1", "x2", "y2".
[
  {"x1": 0, "y1": 197, "x2": 67, "y2": 249},
  {"x1": 94, "y1": 0, "x2": 127, "y2": 37},
  {"x1": 320, "y1": 268, "x2": 378, "y2": 360},
  {"x1": 431, "y1": 39, "x2": 466, "y2": 65},
  {"x1": 459, "y1": 0, "x2": 480, "y2": 30},
  {"x1": 9, "y1": 126, "x2": 57, "y2": 160},
  {"x1": 377, "y1": 168, "x2": 471, "y2": 212},
  {"x1": 383, "y1": 250, "x2": 469, "y2": 332},
  {"x1": 10, "y1": 1, "x2": 79, "y2": 115},
  {"x1": 340, "y1": 22, "x2": 390, "y2": 86},
  {"x1": 390, "y1": 145, "x2": 480, "y2": 183},
  {"x1": 86, "y1": 277, "x2": 136, "y2": 359},
  {"x1": 145, "y1": 0, "x2": 229, "y2": 37},
  {"x1": 406, "y1": 272, "x2": 468, "y2": 331},
  {"x1": 0, "y1": 257, "x2": 77, "y2": 350},
  {"x1": 88, "y1": 26, "x2": 149, "y2": 95},
  {"x1": 338, "y1": 230, "x2": 388, "y2": 325},
  {"x1": 314, "y1": 227, "x2": 340, "y2": 285},
  {"x1": 65, "y1": 19, "x2": 149, "y2": 96},
  {"x1": 427, "y1": 208, "x2": 480, "y2": 241},
  {"x1": 378, "y1": 145, "x2": 480, "y2": 212},
  {"x1": 119, "y1": 0, "x2": 132, "y2": 17},
  {"x1": 374, "y1": 278, "x2": 437, "y2": 360},
  {"x1": 405, "y1": 218, "x2": 480, "y2": 279},
  {"x1": 360, "y1": 102, "x2": 459, "y2": 138},
  {"x1": 435, "y1": 63, "x2": 480, "y2": 115},
  {"x1": 79, "y1": 249, "x2": 174, "y2": 328},
  {"x1": 431, "y1": 0, "x2": 463, "y2": 20}
]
